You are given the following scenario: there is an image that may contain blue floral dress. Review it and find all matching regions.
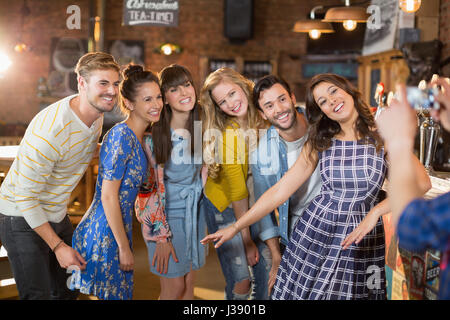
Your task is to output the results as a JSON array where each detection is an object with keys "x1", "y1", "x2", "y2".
[{"x1": 70, "y1": 123, "x2": 147, "y2": 300}]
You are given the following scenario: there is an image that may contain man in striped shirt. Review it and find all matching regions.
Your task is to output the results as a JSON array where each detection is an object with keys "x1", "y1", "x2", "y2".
[{"x1": 0, "y1": 52, "x2": 120, "y2": 299}]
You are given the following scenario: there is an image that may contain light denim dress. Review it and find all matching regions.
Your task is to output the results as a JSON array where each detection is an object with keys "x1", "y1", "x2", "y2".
[{"x1": 145, "y1": 130, "x2": 207, "y2": 278}]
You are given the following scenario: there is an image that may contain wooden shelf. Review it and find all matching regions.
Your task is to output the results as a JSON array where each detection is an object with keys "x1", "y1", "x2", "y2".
[
  {"x1": 357, "y1": 49, "x2": 410, "y2": 107},
  {"x1": 199, "y1": 56, "x2": 278, "y2": 84}
]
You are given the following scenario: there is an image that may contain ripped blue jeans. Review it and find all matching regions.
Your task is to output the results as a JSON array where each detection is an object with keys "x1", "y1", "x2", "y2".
[{"x1": 200, "y1": 196, "x2": 272, "y2": 300}]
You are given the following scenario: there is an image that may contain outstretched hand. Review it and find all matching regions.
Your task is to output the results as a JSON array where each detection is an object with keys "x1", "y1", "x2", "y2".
[{"x1": 200, "y1": 224, "x2": 239, "y2": 249}]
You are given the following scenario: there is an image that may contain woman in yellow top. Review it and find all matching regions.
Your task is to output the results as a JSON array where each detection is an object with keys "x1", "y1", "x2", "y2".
[{"x1": 199, "y1": 67, "x2": 277, "y2": 300}]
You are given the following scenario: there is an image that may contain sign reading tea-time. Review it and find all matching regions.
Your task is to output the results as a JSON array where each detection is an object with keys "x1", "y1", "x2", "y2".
[{"x1": 123, "y1": 0, "x2": 179, "y2": 27}]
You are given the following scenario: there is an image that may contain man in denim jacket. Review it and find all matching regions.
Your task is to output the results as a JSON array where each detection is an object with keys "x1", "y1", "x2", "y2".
[{"x1": 250, "y1": 75, "x2": 322, "y2": 295}]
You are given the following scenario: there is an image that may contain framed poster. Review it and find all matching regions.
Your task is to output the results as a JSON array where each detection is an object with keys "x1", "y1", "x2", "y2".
[
  {"x1": 48, "y1": 38, "x2": 87, "y2": 97},
  {"x1": 108, "y1": 40, "x2": 145, "y2": 67},
  {"x1": 362, "y1": 0, "x2": 399, "y2": 56}
]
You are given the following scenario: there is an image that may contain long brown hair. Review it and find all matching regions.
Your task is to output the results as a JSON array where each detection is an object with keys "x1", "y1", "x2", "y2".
[
  {"x1": 305, "y1": 73, "x2": 383, "y2": 153},
  {"x1": 151, "y1": 64, "x2": 200, "y2": 165}
]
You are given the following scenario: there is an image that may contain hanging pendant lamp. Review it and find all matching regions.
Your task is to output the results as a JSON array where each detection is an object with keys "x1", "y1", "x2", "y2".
[
  {"x1": 399, "y1": 0, "x2": 421, "y2": 13},
  {"x1": 322, "y1": 0, "x2": 369, "y2": 31},
  {"x1": 293, "y1": 6, "x2": 335, "y2": 40}
]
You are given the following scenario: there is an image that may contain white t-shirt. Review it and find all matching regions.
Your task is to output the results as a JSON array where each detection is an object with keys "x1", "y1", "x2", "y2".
[{"x1": 280, "y1": 135, "x2": 322, "y2": 238}]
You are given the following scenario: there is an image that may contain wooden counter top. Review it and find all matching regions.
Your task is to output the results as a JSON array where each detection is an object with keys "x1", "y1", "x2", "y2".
[
  {"x1": 427, "y1": 171, "x2": 450, "y2": 196},
  {"x1": 0, "y1": 145, "x2": 19, "y2": 169}
]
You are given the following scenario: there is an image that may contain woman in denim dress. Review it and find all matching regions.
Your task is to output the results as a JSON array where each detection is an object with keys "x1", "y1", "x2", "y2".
[{"x1": 136, "y1": 64, "x2": 206, "y2": 299}]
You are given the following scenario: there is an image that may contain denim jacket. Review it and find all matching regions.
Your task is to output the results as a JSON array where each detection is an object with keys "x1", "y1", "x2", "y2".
[{"x1": 250, "y1": 108, "x2": 321, "y2": 246}]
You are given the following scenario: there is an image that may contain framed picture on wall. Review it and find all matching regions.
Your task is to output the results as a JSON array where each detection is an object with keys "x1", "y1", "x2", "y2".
[
  {"x1": 108, "y1": 40, "x2": 145, "y2": 68},
  {"x1": 104, "y1": 40, "x2": 146, "y2": 133},
  {"x1": 48, "y1": 38, "x2": 88, "y2": 97},
  {"x1": 362, "y1": 0, "x2": 399, "y2": 56}
]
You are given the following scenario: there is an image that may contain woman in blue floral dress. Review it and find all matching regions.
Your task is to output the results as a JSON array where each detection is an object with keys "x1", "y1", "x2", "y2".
[{"x1": 70, "y1": 64, "x2": 163, "y2": 300}]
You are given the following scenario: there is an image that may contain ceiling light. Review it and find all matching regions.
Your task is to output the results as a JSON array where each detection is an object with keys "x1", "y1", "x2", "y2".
[
  {"x1": 14, "y1": 0, "x2": 31, "y2": 54},
  {"x1": 155, "y1": 43, "x2": 182, "y2": 56},
  {"x1": 308, "y1": 29, "x2": 322, "y2": 40},
  {"x1": 399, "y1": 0, "x2": 421, "y2": 13},
  {"x1": 14, "y1": 43, "x2": 29, "y2": 52},
  {"x1": 0, "y1": 51, "x2": 12, "y2": 73},
  {"x1": 343, "y1": 19, "x2": 357, "y2": 31},
  {"x1": 292, "y1": 6, "x2": 335, "y2": 40},
  {"x1": 323, "y1": 0, "x2": 369, "y2": 31}
]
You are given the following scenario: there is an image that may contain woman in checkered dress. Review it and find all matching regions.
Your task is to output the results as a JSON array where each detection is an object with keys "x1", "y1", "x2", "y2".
[
  {"x1": 201, "y1": 73, "x2": 431, "y2": 299},
  {"x1": 272, "y1": 136, "x2": 387, "y2": 299}
]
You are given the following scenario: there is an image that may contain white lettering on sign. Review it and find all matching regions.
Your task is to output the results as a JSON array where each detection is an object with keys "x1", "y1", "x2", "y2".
[
  {"x1": 128, "y1": 10, "x2": 174, "y2": 25},
  {"x1": 126, "y1": 0, "x2": 178, "y2": 10}
]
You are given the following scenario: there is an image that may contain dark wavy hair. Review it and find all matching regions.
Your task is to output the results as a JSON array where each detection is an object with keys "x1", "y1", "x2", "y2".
[
  {"x1": 305, "y1": 73, "x2": 383, "y2": 154},
  {"x1": 253, "y1": 75, "x2": 292, "y2": 111},
  {"x1": 151, "y1": 64, "x2": 200, "y2": 165}
]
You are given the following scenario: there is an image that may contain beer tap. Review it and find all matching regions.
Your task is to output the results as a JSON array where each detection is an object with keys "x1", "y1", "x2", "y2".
[{"x1": 418, "y1": 76, "x2": 441, "y2": 173}]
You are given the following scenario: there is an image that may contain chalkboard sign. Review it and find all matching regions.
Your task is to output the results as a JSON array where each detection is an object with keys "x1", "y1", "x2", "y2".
[
  {"x1": 123, "y1": 0, "x2": 179, "y2": 27},
  {"x1": 302, "y1": 62, "x2": 358, "y2": 80}
]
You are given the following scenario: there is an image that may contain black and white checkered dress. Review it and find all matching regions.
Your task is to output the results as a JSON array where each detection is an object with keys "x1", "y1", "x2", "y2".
[{"x1": 272, "y1": 138, "x2": 387, "y2": 300}]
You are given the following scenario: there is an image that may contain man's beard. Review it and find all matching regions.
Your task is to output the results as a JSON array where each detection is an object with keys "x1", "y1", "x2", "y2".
[
  {"x1": 271, "y1": 107, "x2": 296, "y2": 131},
  {"x1": 87, "y1": 93, "x2": 116, "y2": 113}
]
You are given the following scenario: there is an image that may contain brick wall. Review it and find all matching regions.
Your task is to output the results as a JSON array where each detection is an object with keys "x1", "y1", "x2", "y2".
[
  {"x1": 5, "y1": 0, "x2": 450, "y2": 124},
  {"x1": 0, "y1": 0, "x2": 349, "y2": 124},
  {"x1": 0, "y1": 0, "x2": 90, "y2": 124}
]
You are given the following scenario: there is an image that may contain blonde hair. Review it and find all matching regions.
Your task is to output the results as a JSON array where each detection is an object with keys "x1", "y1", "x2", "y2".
[
  {"x1": 75, "y1": 52, "x2": 120, "y2": 81},
  {"x1": 199, "y1": 67, "x2": 265, "y2": 178}
]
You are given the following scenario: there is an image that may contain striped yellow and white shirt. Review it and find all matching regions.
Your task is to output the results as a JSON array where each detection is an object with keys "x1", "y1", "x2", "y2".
[{"x1": 0, "y1": 94, "x2": 103, "y2": 229}]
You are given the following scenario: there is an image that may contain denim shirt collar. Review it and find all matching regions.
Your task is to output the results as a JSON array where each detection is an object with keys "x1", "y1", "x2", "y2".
[{"x1": 252, "y1": 106, "x2": 306, "y2": 245}]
